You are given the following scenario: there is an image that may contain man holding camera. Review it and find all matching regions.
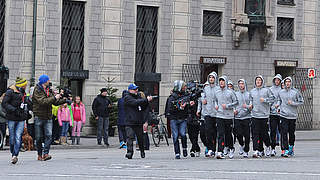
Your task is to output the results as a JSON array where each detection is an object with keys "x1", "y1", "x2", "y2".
[
  {"x1": 167, "y1": 80, "x2": 195, "y2": 159},
  {"x1": 123, "y1": 84, "x2": 152, "y2": 159},
  {"x1": 33, "y1": 75, "x2": 67, "y2": 161}
]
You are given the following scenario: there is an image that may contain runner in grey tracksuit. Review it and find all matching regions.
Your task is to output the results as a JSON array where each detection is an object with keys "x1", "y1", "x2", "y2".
[
  {"x1": 277, "y1": 77, "x2": 303, "y2": 157},
  {"x1": 269, "y1": 74, "x2": 282, "y2": 156},
  {"x1": 234, "y1": 79, "x2": 251, "y2": 158},
  {"x1": 197, "y1": 82, "x2": 209, "y2": 156},
  {"x1": 203, "y1": 72, "x2": 218, "y2": 157},
  {"x1": 215, "y1": 76, "x2": 238, "y2": 159},
  {"x1": 249, "y1": 75, "x2": 275, "y2": 158}
]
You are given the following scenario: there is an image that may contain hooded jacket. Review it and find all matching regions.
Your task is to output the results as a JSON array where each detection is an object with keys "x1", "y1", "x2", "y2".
[
  {"x1": 249, "y1": 75, "x2": 275, "y2": 119},
  {"x1": 270, "y1": 74, "x2": 283, "y2": 116},
  {"x1": 277, "y1": 77, "x2": 304, "y2": 119},
  {"x1": 203, "y1": 71, "x2": 218, "y2": 117},
  {"x1": 2, "y1": 85, "x2": 32, "y2": 121},
  {"x1": 215, "y1": 76, "x2": 238, "y2": 119},
  {"x1": 234, "y1": 79, "x2": 251, "y2": 120}
]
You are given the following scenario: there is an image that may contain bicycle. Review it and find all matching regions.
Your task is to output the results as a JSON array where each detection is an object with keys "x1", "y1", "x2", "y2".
[{"x1": 150, "y1": 113, "x2": 169, "y2": 147}]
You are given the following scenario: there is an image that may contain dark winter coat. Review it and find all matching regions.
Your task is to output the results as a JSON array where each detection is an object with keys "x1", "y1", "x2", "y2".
[
  {"x1": 166, "y1": 92, "x2": 189, "y2": 120},
  {"x1": 117, "y1": 91, "x2": 127, "y2": 126},
  {"x1": 92, "y1": 94, "x2": 112, "y2": 118},
  {"x1": 123, "y1": 91, "x2": 149, "y2": 126}
]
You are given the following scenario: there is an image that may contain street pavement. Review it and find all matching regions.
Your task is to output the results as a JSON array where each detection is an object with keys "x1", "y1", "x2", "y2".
[{"x1": 1, "y1": 131, "x2": 320, "y2": 180}]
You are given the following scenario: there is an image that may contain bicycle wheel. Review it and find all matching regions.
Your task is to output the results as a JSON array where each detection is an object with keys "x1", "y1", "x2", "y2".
[
  {"x1": 162, "y1": 125, "x2": 169, "y2": 146},
  {"x1": 151, "y1": 126, "x2": 160, "y2": 147}
]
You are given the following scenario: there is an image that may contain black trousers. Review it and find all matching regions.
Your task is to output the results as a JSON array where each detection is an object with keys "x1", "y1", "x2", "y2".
[
  {"x1": 216, "y1": 118, "x2": 234, "y2": 152},
  {"x1": 187, "y1": 122, "x2": 200, "y2": 152},
  {"x1": 234, "y1": 119, "x2": 251, "y2": 153},
  {"x1": 204, "y1": 116, "x2": 217, "y2": 152},
  {"x1": 126, "y1": 125, "x2": 144, "y2": 155},
  {"x1": 269, "y1": 115, "x2": 281, "y2": 149},
  {"x1": 52, "y1": 118, "x2": 60, "y2": 141},
  {"x1": 280, "y1": 117, "x2": 296, "y2": 150},
  {"x1": 252, "y1": 118, "x2": 271, "y2": 151},
  {"x1": 199, "y1": 121, "x2": 208, "y2": 148}
]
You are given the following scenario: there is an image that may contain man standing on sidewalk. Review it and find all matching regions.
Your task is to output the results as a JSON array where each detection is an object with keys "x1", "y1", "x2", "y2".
[
  {"x1": 92, "y1": 88, "x2": 112, "y2": 147},
  {"x1": 33, "y1": 75, "x2": 66, "y2": 161},
  {"x1": 124, "y1": 84, "x2": 152, "y2": 159},
  {"x1": 277, "y1": 77, "x2": 304, "y2": 157},
  {"x1": 269, "y1": 74, "x2": 282, "y2": 156}
]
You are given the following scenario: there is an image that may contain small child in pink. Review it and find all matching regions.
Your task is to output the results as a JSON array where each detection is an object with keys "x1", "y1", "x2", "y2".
[
  {"x1": 58, "y1": 103, "x2": 72, "y2": 145},
  {"x1": 71, "y1": 96, "x2": 86, "y2": 145}
]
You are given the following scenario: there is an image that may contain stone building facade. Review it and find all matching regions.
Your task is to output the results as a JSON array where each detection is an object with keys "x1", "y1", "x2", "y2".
[{"x1": 1, "y1": 0, "x2": 319, "y2": 134}]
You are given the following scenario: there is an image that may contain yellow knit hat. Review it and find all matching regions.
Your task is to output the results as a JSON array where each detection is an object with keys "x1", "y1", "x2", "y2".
[{"x1": 16, "y1": 77, "x2": 28, "y2": 88}]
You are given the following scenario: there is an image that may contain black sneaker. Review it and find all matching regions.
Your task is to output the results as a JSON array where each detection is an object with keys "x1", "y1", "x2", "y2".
[
  {"x1": 141, "y1": 151, "x2": 145, "y2": 158},
  {"x1": 97, "y1": 142, "x2": 102, "y2": 145},
  {"x1": 183, "y1": 149, "x2": 188, "y2": 157},
  {"x1": 175, "y1": 154, "x2": 181, "y2": 159},
  {"x1": 125, "y1": 153, "x2": 133, "y2": 159},
  {"x1": 190, "y1": 151, "x2": 195, "y2": 157}
]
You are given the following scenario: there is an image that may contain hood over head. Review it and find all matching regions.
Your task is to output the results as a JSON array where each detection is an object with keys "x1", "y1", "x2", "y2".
[
  {"x1": 273, "y1": 74, "x2": 283, "y2": 86},
  {"x1": 254, "y1": 75, "x2": 265, "y2": 88},
  {"x1": 218, "y1": 76, "x2": 228, "y2": 89},
  {"x1": 237, "y1": 79, "x2": 248, "y2": 92},
  {"x1": 283, "y1": 76, "x2": 293, "y2": 89},
  {"x1": 207, "y1": 71, "x2": 218, "y2": 86}
]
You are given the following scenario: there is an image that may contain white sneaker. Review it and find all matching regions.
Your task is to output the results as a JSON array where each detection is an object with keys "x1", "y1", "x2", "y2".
[
  {"x1": 271, "y1": 149, "x2": 276, "y2": 157},
  {"x1": 266, "y1": 147, "x2": 271, "y2": 157},
  {"x1": 253, "y1": 150, "x2": 260, "y2": 158},
  {"x1": 216, "y1": 152, "x2": 225, "y2": 159},
  {"x1": 259, "y1": 151, "x2": 265, "y2": 157},
  {"x1": 195, "y1": 152, "x2": 200, "y2": 157},
  {"x1": 239, "y1": 146, "x2": 244, "y2": 155},
  {"x1": 207, "y1": 150, "x2": 215, "y2": 158},
  {"x1": 229, "y1": 148, "x2": 235, "y2": 159},
  {"x1": 243, "y1": 152, "x2": 249, "y2": 158},
  {"x1": 223, "y1": 147, "x2": 230, "y2": 155}
]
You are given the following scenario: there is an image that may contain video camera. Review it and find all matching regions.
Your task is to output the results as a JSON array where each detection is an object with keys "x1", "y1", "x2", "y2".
[
  {"x1": 172, "y1": 81, "x2": 204, "y2": 106},
  {"x1": 60, "y1": 88, "x2": 72, "y2": 99}
]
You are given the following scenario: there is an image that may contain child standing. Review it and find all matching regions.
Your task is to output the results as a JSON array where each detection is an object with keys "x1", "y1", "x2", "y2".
[
  {"x1": 58, "y1": 103, "x2": 72, "y2": 145},
  {"x1": 71, "y1": 96, "x2": 86, "y2": 145}
]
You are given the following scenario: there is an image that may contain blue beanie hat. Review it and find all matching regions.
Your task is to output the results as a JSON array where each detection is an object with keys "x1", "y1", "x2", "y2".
[{"x1": 39, "y1": 74, "x2": 50, "y2": 85}]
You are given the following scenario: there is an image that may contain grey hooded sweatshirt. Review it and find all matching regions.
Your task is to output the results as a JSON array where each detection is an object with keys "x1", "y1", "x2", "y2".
[
  {"x1": 270, "y1": 74, "x2": 282, "y2": 116},
  {"x1": 203, "y1": 71, "x2": 218, "y2": 117},
  {"x1": 234, "y1": 79, "x2": 251, "y2": 120},
  {"x1": 277, "y1": 77, "x2": 304, "y2": 119},
  {"x1": 215, "y1": 76, "x2": 238, "y2": 119},
  {"x1": 249, "y1": 75, "x2": 275, "y2": 119}
]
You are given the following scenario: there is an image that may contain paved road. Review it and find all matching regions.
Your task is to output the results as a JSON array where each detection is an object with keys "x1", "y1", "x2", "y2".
[{"x1": 1, "y1": 139, "x2": 320, "y2": 180}]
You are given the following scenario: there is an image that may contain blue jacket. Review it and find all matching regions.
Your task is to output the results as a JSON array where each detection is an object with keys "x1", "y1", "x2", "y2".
[{"x1": 117, "y1": 90, "x2": 127, "y2": 126}]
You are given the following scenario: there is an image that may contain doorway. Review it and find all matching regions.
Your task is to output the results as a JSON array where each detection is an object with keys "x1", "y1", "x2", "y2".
[
  {"x1": 275, "y1": 67, "x2": 296, "y2": 79},
  {"x1": 202, "y1": 64, "x2": 219, "y2": 84}
]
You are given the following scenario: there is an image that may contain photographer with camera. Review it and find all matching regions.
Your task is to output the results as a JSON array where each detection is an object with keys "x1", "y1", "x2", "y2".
[
  {"x1": 167, "y1": 80, "x2": 195, "y2": 159},
  {"x1": 186, "y1": 82, "x2": 202, "y2": 157},
  {"x1": 2, "y1": 77, "x2": 32, "y2": 164},
  {"x1": 32, "y1": 75, "x2": 67, "y2": 161}
]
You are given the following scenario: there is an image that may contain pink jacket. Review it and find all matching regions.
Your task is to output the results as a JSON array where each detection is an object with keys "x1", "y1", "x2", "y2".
[
  {"x1": 71, "y1": 103, "x2": 86, "y2": 124},
  {"x1": 57, "y1": 107, "x2": 72, "y2": 126}
]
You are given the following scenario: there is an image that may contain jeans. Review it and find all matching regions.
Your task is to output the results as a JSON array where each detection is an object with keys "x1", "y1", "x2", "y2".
[
  {"x1": 35, "y1": 117, "x2": 53, "y2": 156},
  {"x1": 118, "y1": 125, "x2": 127, "y2": 143},
  {"x1": 72, "y1": 121, "x2": 82, "y2": 137},
  {"x1": 97, "y1": 117, "x2": 109, "y2": 145},
  {"x1": 8, "y1": 120, "x2": 25, "y2": 157},
  {"x1": 170, "y1": 119, "x2": 187, "y2": 155},
  {"x1": 61, "y1": 121, "x2": 69, "y2": 137}
]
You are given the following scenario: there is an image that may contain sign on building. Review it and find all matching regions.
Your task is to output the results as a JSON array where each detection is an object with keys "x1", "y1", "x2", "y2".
[
  {"x1": 274, "y1": 60, "x2": 298, "y2": 67},
  {"x1": 308, "y1": 69, "x2": 315, "y2": 79},
  {"x1": 200, "y1": 57, "x2": 227, "y2": 64}
]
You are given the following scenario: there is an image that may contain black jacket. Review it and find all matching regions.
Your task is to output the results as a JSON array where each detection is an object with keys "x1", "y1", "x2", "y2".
[
  {"x1": 124, "y1": 92, "x2": 149, "y2": 126},
  {"x1": 92, "y1": 94, "x2": 112, "y2": 118},
  {"x1": 1, "y1": 85, "x2": 32, "y2": 121},
  {"x1": 166, "y1": 92, "x2": 189, "y2": 120}
]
